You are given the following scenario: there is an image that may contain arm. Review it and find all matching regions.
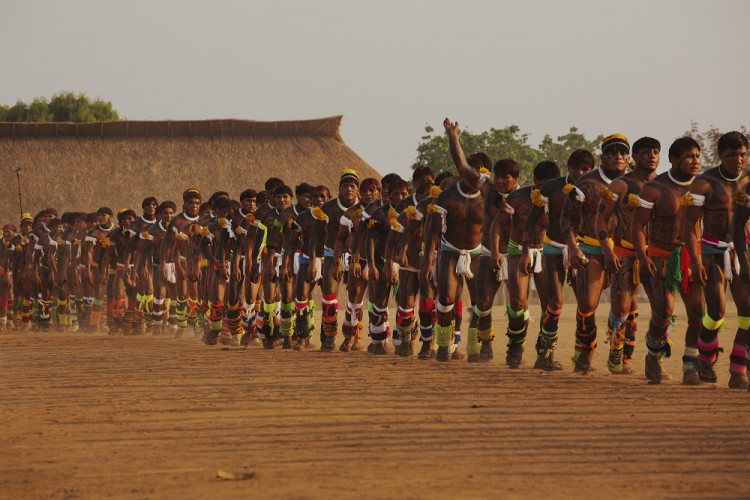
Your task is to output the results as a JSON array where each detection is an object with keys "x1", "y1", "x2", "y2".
[
  {"x1": 491, "y1": 206, "x2": 512, "y2": 273},
  {"x1": 595, "y1": 181, "x2": 626, "y2": 274},
  {"x1": 683, "y1": 180, "x2": 709, "y2": 286},
  {"x1": 631, "y1": 185, "x2": 658, "y2": 279},
  {"x1": 733, "y1": 191, "x2": 750, "y2": 282},
  {"x1": 560, "y1": 188, "x2": 585, "y2": 270},
  {"x1": 443, "y1": 118, "x2": 481, "y2": 191}
]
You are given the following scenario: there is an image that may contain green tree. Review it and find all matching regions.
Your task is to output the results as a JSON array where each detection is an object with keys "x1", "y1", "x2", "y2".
[
  {"x1": 0, "y1": 92, "x2": 119, "y2": 123},
  {"x1": 412, "y1": 123, "x2": 601, "y2": 185},
  {"x1": 538, "y1": 127, "x2": 604, "y2": 168},
  {"x1": 684, "y1": 121, "x2": 750, "y2": 171}
]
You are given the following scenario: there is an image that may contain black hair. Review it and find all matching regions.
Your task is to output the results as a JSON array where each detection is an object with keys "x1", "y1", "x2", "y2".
[
  {"x1": 632, "y1": 137, "x2": 661, "y2": 154},
  {"x1": 668, "y1": 137, "x2": 701, "y2": 161},
  {"x1": 494, "y1": 158, "x2": 520, "y2": 178}
]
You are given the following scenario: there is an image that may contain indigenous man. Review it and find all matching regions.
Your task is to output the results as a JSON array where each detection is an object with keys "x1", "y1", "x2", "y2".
[
  {"x1": 364, "y1": 178, "x2": 410, "y2": 354},
  {"x1": 308, "y1": 170, "x2": 360, "y2": 351},
  {"x1": 11, "y1": 214, "x2": 34, "y2": 330},
  {"x1": 685, "y1": 131, "x2": 749, "y2": 388},
  {"x1": 335, "y1": 177, "x2": 381, "y2": 352},
  {"x1": 399, "y1": 171, "x2": 454, "y2": 358},
  {"x1": 0, "y1": 223, "x2": 16, "y2": 330},
  {"x1": 383, "y1": 167, "x2": 435, "y2": 356},
  {"x1": 161, "y1": 189, "x2": 202, "y2": 338},
  {"x1": 199, "y1": 197, "x2": 235, "y2": 346},
  {"x1": 428, "y1": 118, "x2": 493, "y2": 361},
  {"x1": 28, "y1": 209, "x2": 57, "y2": 330},
  {"x1": 561, "y1": 135, "x2": 630, "y2": 372},
  {"x1": 466, "y1": 159, "x2": 519, "y2": 362},
  {"x1": 631, "y1": 137, "x2": 704, "y2": 384},
  {"x1": 257, "y1": 184, "x2": 294, "y2": 348},
  {"x1": 64, "y1": 213, "x2": 88, "y2": 332},
  {"x1": 100, "y1": 209, "x2": 137, "y2": 334},
  {"x1": 595, "y1": 137, "x2": 660, "y2": 374},
  {"x1": 270, "y1": 183, "x2": 315, "y2": 348},
  {"x1": 229, "y1": 190, "x2": 259, "y2": 346},
  {"x1": 83, "y1": 207, "x2": 115, "y2": 332},
  {"x1": 494, "y1": 161, "x2": 560, "y2": 368},
  {"x1": 128, "y1": 197, "x2": 159, "y2": 334},
  {"x1": 524, "y1": 150, "x2": 594, "y2": 369},
  {"x1": 289, "y1": 184, "x2": 331, "y2": 350},
  {"x1": 134, "y1": 201, "x2": 176, "y2": 335}
]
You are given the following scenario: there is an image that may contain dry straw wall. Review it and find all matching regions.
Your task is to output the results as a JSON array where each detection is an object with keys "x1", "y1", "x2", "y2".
[{"x1": 0, "y1": 117, "x2": 380, "y2": 221}]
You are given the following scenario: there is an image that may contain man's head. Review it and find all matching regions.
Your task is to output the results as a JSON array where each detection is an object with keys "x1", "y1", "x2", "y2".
[
  {"x1": 566, "y1": 149, "x2": 595, "y2": 181},
  {"x1": 3, "y1": 223, "x2": 17, "y2": 240},
  {"x1": 388, "y1": 179, "x2": 411, "y2": 206},
  {"x1": 314, "y1": 185, "x2": 332, "y2": 207},
  {"x1": 158, "y1": 200, "x2": 177, "y2": 224},
  {"x1": 379, "y1": 173, "x2": 402, "y2": 205},
  {"x1": 117, "y1": 209, "x2": 137, "y2": 229},
  {"x1": 467, "y1": 152, "x2": 492, "y2": 170},
  {"x1": 273, "y1": 184, "x2": 293, "y2": 211},
  {"x1": 493, "y1": 158, "x2": 520, "y2": 193},
  {"x1": 208, "y1": 191, "x2": 230, "y2": 209},
  {"x1": 601, "y1": 134, "x2": 631, "y2": 173},
  {"x1": 632, "y1": 137, "x2": 661, "y2": 173},
  {"x1": 668, "y1": 137, "x2": 701, "y2": 177},
  {"x1": 213, "y1": 197, "x2": 234, "y2": 218},
  {"x1": 295, "y1": 182, "x2": 316, "y2": 210},
  {"x1": 717, "y1": 131, "x2": 749, "y2": 177},
  {"x1": 48, "y1": 218, "x2": 64, "y2": 235},
  {"x1": 239, "y1": 189, "x2": 258, "y2": 214},
  {"x1": 141, "y1": 197, "x2": 158, "y2": 218},
  {"x1": 339, "y1": 169, "x2": 360, "y2": 204},
  {"x1": 182, "y1": 188, "x2": 202, "y2": 217},
  {"x1": 359, "y1": 178, "x2": 381, "y2": 205},
  {"x1": 97, "y1": 207, "x2": 113, "y2": 226},
  {"x1": 412, "y1": 166, "x2": 435, "y2": 195},
  {"x1": 72, "y1": 212, "x2": 87, "y2": 231},
  {"x1": 532, "y1": 161, "x2": 561, "y2": 187},
  {"x1": 264, "y1": 178, "x2": 285, "y2": 207}
]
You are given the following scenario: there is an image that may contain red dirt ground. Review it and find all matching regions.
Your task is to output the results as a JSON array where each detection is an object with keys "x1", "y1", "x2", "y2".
[{"x1": 2, "y1": 302, "x2": 749, "y2": 499}]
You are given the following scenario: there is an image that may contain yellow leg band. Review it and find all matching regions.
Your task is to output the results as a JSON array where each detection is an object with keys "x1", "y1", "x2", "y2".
[{"x1": 702, "y1": 314, "x2": 725, "y2": 331}]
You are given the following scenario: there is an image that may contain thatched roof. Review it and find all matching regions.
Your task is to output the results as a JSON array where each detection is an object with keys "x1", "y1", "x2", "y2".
[{"x1": 0, "y1": 116, "x2": 380, "y2": 221}]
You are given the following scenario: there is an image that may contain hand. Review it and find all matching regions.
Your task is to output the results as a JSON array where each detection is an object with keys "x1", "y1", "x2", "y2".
[
  {"x1": 422, "y1": 260, "x2": 433, "y2": 284},
  {"x1": 569, "y1": 249, "x2": 587, "y2": 270},
  {"x1": 443, "y1": 118, "x2": 459, "y2": 137},
  {"x1": 518, "y1": 252, "x2": 531, "y2": 276},
  {"x1": 177, "y1": 265, "x2": 187, "y2": 281},
  {"x1": 351, "y1": 259, "x2": 362, "y2": 278},
  {"x1": 233, "y1": 264, "x2": 242, "y2": 282},
  {"x1": 143, "y1": 267, "x2": 151, "y2": 281},
  {"x1": 641, "y1": 256, "x2": 657, "y2": 279},
  {"x1": 330, "y1": 260, "x2": 341, "y2": 281},
  {"x1": 99, "y1": 273, "x2": 107, "y2": 285},
  {"x1": 160, "y1": 264, "x2": 167, "y2": 281},
  {"x1": 603, "y1": 248, "x2": 620, "y2": 274},
  {"x1": 370, "y1": 265, "x2": 380, "y2": 282},
  {"x1": 690, "y1": 262, "x2": 707, "y2": 286}
]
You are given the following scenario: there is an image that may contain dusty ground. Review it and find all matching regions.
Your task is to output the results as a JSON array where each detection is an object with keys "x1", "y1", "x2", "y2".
[{"x1": 2, "y1": 300, "x2": 749, "y2": 500}]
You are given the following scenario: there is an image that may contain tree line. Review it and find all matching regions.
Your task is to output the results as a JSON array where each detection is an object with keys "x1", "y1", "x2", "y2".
[{"x1": 0, "y1": 91, "x2": 119, "y2": 123}]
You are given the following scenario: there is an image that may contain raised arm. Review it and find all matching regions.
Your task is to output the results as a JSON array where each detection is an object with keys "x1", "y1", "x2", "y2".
[{"x1": 444, "y1": 118, "x2": 481, "y2": 191}]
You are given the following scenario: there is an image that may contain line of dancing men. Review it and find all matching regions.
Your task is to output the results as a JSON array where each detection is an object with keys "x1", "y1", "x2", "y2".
[{"x1": 2, "y1": 118, "x2": 749, "y2": 390}]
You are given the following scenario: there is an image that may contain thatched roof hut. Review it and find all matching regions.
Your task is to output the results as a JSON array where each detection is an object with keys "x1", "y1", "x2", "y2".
[{"x1": 0, "y1": 116, "x2": 380, "y2": 221}]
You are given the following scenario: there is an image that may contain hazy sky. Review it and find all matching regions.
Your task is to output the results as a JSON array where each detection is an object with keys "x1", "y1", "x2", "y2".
[{"x1": 2, "y1": 0, "x2": 748, "y2": 180}]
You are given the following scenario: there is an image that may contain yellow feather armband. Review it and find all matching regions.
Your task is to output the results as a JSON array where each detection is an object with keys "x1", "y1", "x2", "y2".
[
  {"x1": 597, "y1": 187, "x2": 617, "y2": 201},
  {"x1": 530, "y1": 189, "x2": 547, "y2": 207},
  {"x1": 312, "y1": 206, "x2": 327, "y2": 221},
  {"x1": 680, "y1": 193, "x2": 693, "y2": 206},
  {"x1": 387, "y1": 207, "x2": 398, "y2": 220},
  {"x1": 429, "y1": 185, "x2": 442, "y2": 198},
  {"x1": 245, "y1": 213, "x2": 256, "y2": 224},
  {"x1": 626, "y1": 193, "x2": 640, "y2": 208},
  {"x1": 562, "y1": 183, "x2": 574, "y2": 195},
  {"x1": 367, "y1": 219, "x2": 378, "y2": 228},
  {"x1": 403, "y1": 205, "x2": 417, "y2": 219},
  {"x1": 733, "y1": 190, "x2": 750, "y2": 207}
]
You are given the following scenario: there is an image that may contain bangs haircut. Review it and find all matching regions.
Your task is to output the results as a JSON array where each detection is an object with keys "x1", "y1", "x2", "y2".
[
  {"x1": 632, "y1": 137, "x2": 661, "y2": 154},
  {"x1": 668, "y1": 137, "x2": 701, "y2": 160},
  {"x1": 717, "y1": 131, "x2": 749, "y2": 154},
  {"x1": 567, "y1": 149, "x2": 595, "y2": 169},
  {"x1": 494, "y1": 158, "x2": 520, "y2": 178},
  {"x1": 533, "y1": 160, "x2": 561, "y2": 182}
]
